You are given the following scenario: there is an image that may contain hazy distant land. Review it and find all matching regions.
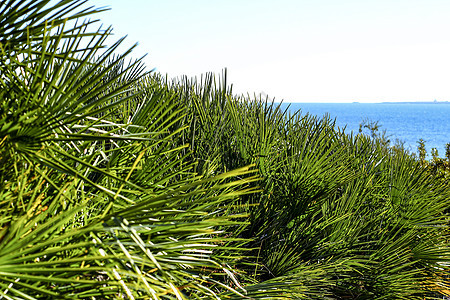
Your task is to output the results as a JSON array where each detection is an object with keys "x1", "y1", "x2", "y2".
[
  {"x1": 381, "y1": 101, "x2": 450, "y2": 104},
  {"x1": 350, "y1": 101, "x2": 449, "y2": 104}
]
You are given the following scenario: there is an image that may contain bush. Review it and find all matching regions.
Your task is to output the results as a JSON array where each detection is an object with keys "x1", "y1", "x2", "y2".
[{"x1": 1, "y1": 1, "x2": 448, "y2": 298}]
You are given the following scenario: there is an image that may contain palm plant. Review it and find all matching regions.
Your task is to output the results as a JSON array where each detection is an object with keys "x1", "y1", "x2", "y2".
[
  {"x1": 0, "y1": 0, "x2": 261, "y2": 298},
  {"x1": 145, "y1": 73, "x2": 450, "y2": 299},
  {"x1": 1, "y1": 0, "x2": 449, "y2": 298}
]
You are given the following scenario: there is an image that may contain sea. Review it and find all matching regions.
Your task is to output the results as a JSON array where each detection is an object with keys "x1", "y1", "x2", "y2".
[{"x1": 278, "y1": 102, "x2": 450, "y2": 158}]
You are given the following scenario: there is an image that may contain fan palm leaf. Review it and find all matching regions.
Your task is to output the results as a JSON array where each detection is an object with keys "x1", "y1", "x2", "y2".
[{"x1": 0, "y1": 0, "x2": 262, "y2": 298}]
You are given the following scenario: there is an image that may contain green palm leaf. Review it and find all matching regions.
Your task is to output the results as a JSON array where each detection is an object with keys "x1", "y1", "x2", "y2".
[{"x1": 0, "y1": 1, "x2": 262, "y2": 298}]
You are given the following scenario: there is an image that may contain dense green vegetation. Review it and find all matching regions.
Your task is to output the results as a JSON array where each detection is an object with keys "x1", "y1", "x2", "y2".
[{"x1": 0, "y1": 0, "x2": 448, "y2": 298}]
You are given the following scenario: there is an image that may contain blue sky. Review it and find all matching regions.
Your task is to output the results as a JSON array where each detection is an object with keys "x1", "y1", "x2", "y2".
[{"x1": 93, "y1": 0, "x2": 450, "y2": 102}]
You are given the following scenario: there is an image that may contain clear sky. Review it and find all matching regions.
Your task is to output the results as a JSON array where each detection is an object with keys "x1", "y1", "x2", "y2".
[{"x1": 93, "y1": 0, "x2": 450, "y2": 103}]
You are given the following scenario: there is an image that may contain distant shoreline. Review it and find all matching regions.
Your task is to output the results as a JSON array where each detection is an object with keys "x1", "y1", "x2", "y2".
[{"x1": 381, "y1": 101, "x2": 450, "y2": 104}]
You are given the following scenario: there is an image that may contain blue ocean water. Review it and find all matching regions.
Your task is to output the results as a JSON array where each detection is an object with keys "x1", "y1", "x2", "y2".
[{"x1": 279, "y1": 102, "x2": 450, "y2": 157}]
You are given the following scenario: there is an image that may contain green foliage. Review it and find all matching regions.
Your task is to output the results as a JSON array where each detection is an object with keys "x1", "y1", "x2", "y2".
[
  {"x1": 1, "y1": 0, "x2": 449, "y2": 299},
  {"x1": 141, "y1": 73, "x2": 450, "y2": 299},
  {"x1": 413, "y1": 139, "x2": 450, "y2": 181},
  {"x1": 0, "y1": 1, "x2": 260, "y2": 298},
  {"x1": 446, "y1": 143, "x2": 450, "y2": 161},
  {"x1": 417, "y1": 138, "x2": 427, "y2": 163},
  {"x1": 359, "y1": 118, "x2": 388, "y2": 142}
]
